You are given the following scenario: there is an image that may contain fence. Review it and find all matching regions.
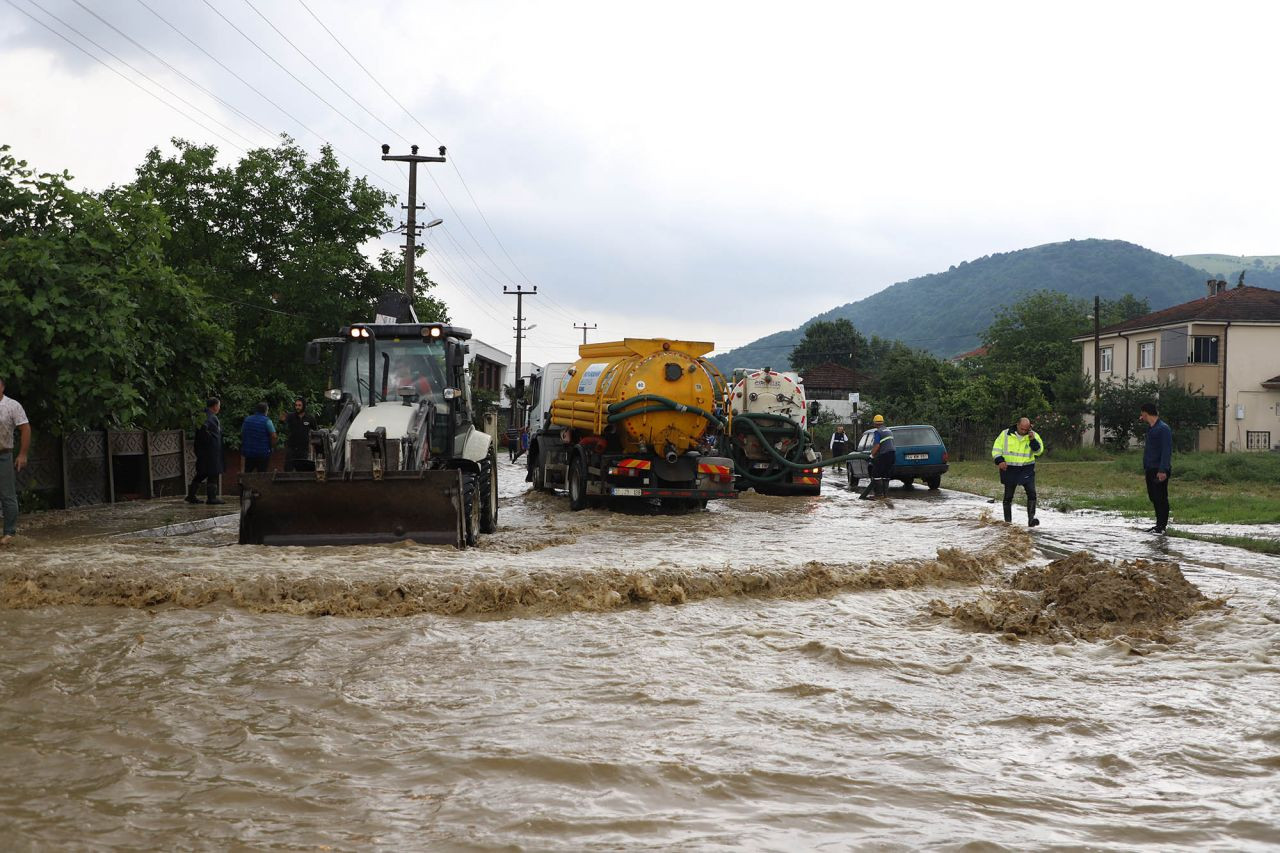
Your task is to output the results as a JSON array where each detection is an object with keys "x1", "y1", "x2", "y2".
[{"x1": 15, "y1": 429, "x2": 194, "y2": 510}]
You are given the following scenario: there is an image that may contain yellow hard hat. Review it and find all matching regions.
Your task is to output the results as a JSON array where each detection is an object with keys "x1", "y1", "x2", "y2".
[{"x1": 872, "y1": 414, "x2": 884, "y2": 423}]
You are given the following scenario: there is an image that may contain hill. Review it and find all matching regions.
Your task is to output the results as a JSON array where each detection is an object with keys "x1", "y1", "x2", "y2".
[
  {"x1": 713, "y1": 239, "x2": 1209, "y2": 371},
  {"x1": 1176, "y1": 254, "x2": 1280, "y2": 290}
]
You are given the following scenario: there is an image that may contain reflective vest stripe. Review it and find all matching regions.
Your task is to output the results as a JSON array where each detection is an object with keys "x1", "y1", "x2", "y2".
[{"x1": 998, "y1": 431, "x2": 1036, "y2": 464}]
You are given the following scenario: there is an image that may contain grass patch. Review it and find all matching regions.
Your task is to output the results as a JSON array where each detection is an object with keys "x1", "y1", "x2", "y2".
[
  {"x1": 945, "y1": 452, "x2": 1280, "y2": 524},
  {"x1": 1166, "y1": 529, "x2": 1280, "y2": 556}
]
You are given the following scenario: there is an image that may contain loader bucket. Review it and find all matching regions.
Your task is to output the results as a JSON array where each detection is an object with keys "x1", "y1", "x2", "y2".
[{"x1": 238, "y1": 470, "x2": 466, "y2": 547}]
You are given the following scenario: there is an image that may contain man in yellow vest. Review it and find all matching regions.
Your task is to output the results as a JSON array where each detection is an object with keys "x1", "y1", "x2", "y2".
[{"x1": 991, "y1": 417, "x2": 1044, "y2": 527}]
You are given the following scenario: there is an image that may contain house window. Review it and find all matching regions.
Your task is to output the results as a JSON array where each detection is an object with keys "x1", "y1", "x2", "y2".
[
  {"x1": 1138, "y1": 341, "x2": 1154, "y2": 370},
  {"x1": 1247, "y1": 431, "x2": 1271, "y2": 451},
  {"x1": 1099, "y1": 346, "x2": 1113, "y2": 374},
  {"x1": 1190, "y1": 336, "x2": 1219, "y2": 364}
]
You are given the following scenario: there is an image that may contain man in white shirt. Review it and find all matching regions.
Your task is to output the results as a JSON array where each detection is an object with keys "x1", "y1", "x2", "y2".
[{"x1": 0, "y1": 377, "x2": 32, "y2": 545}]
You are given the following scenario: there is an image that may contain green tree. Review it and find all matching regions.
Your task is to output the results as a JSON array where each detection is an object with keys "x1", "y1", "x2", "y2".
[
  {"x1": 0, "y1": 146, "x2": 227, "y2": 432},
  {"x1": 790, "y1": 318, "x2": 867, "y2": 373},
  {"x1": 1147, "y1": 381, "x2": 1216, "y2": 452},
  {"x1": 129, "y1": 137, "x2": 447, "y2": 425}
]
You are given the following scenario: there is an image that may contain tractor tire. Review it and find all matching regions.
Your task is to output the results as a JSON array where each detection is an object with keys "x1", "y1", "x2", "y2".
[
  {"x1": 463, "y1": 473, "x2": 480, "y2": 547},
  {"x1": 568, "y1": 455, "x2": 589, "y2": 511},
  {"x1": 480, "y1": 449, "x2": 498, "y2": 534},
  {"x1": 925, "y1": 475, "x2": 942, "y2": 490}
]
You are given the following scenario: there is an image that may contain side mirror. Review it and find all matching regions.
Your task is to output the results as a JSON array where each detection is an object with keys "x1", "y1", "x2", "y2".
[
  {"x1": 304, "y1": 341, "x2": 322, "y2": 365},
  {"x1": 324, "y1": 388, "x2": 343, "y2": 401},
  {"x1": 443, "y1": 387, "x2": 461, "y2": 400}
]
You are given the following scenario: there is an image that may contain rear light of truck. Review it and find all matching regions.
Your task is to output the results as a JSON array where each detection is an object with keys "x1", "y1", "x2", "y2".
[{"x1": 607, "y1": 466, "x2": 643, "y2": 477}]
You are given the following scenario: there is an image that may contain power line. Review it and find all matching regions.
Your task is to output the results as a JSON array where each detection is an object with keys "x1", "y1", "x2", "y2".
[
  {"x1": 18, "y1": 0, "x2": 257, "y2": 149},
  {"x1": 239, "y1": 0, "x2": 411, "y2": 147},
  {"x1": 4, "y1": 0, "x2": 245, "y2": 151},
  {"x1": 288, "y1": 0, "x2": 584, "y2": 325},
  {"x1": 66, "y1": 0, "x2": 276, "y2": 142}
]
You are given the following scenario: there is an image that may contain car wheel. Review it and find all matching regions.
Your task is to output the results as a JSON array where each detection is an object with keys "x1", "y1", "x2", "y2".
[
  {"x1": 926, "y1": 475, "x2": 942, "y2": 490},
  {"x1": 901, "y1": 477, "x2": 914, "y2": 490}
]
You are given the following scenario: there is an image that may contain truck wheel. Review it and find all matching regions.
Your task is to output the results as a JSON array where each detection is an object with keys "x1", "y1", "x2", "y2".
[
  {"x1": 480, "y1": 449, "x2": 498, "y2": 534},
  {"x1": 568, "y1": 455, "x2": 589, "y2": 511},
  {"x1": 926, "y1": 475, "x2": 942, "y2": 490},
  {"x1": 463, "y1": 473, "x2": 480, "y2": 546},
  {"x1": 532, "y1": 452, "x2": 547, "y2": 491}
]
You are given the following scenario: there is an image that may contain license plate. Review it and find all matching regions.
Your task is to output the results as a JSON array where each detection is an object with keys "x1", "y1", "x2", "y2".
[
  {"x1": 611, "y1": 488, "x2": 643, "y2": 496},
  {"x1": 905, "y1": 453, "x2": 929, "y2": 460}
]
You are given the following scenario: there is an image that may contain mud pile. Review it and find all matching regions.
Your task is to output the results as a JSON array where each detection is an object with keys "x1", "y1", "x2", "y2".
[
  {"x1": 0, "y1": 528, "x2": 1033, "y2": 618},
  {"x1": 933, "y1": 551, "x2": 1223, "y2": 642}
]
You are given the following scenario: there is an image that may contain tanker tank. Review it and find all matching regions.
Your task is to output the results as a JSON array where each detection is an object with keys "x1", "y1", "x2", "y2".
[{"x1": 528, "y1": 338, "x2": 738, "y2": 511}]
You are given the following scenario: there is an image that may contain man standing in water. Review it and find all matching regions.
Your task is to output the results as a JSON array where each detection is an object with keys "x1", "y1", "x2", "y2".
[
  {"x1": 186, "y1": 398, "x2": 225, "y2": 505},
  {"x1": 992, "y1": 417, "x2": 1044, "y2": 526},
  {"x1": 1139, "y1": 401, "x2": 1172, "y2": 534},
  {"x1": 862, "y1": 414, "x2": 895, "y2": 500},
  {"x1": 0, "y1": 377, "x2": 31, "y2": 545}
]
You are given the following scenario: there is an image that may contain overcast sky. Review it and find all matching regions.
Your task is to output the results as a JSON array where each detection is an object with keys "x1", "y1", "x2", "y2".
[{"x1": 3, "y1": 0, "x2": 1277, "y2": 368}]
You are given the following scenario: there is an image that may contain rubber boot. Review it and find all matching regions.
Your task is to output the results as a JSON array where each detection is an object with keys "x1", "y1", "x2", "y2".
[
  {"x1": 1002, "y1": 502, "x2": 1013, "y2": 523},
  {"x1": 184, "y1": 482, "x2": 202, "y2": 504},
  {"x1": 1027, "y1": 498, "x2": 1039, "y2": 527},
  {"x1": 874, "y1": 479, "x2": 887, "y2": 499},
  {"x1": 205, "y1": 484, "x2": 226, "y2": 506}
]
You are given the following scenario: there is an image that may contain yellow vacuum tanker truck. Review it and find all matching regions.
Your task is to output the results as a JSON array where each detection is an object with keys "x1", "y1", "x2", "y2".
[{"x1": 526, "y1": 338, "x2": 736, "y2": 510}]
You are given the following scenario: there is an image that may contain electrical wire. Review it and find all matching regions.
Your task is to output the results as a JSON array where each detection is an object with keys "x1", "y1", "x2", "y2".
[
  {"x1": 4, "y1": 0, "x2": 245, "y2": 152},
  {"x1": 16, "y1": 0, "x2": 257, "y2": 149}
]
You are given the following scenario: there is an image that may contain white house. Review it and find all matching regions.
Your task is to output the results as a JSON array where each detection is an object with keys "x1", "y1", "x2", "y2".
[{"x1": 1073, "y1": 281, "x2": 1280, "y2": 452}]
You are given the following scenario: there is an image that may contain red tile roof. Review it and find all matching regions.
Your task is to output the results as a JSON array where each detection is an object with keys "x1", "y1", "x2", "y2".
[
  {"x1": 950, "y1": 345, "x2": 989, "y2": 361},
  {"x1": 1084, "y1": 285, "x2": 1280, "y2": 337}
]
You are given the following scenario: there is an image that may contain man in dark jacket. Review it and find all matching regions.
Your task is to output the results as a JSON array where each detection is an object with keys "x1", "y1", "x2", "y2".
[
  {"x1": 186, "y1": 398, "x2": 225, "y2": 505},
  {"x1": 1140, "y1": 401, "x2": 1173, "y2": 534},
  {"x1": 281, "y1": 398, "x2": 314, "y2": 472}
]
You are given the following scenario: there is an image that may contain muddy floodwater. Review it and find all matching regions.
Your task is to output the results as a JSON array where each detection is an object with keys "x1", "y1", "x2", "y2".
[{"x1": 2, "y1": 465, "x2": 1279, "y2": 850}]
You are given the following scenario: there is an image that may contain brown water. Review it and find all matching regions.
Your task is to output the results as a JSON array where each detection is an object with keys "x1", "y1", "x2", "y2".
[{"x1": 1, "y1": 466, "x2": 1278, "y2": 850}]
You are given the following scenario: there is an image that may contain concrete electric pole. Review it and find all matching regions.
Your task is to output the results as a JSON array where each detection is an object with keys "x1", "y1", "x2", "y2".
[
  {"x1": 380, "y1": 144, "x2": 446, "y2": 305},
  {"x1": 505, "y1": 285, "x2": 537, "y2": 426},
  {"x1": 1093, "y1": 294, "x2": 1101, "y2": 447},
  {"x1": 574, "y1": 322, "x2": 597, "y2": 345}
]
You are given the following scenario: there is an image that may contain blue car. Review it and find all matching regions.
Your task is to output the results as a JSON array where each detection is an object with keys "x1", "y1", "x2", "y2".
[{"x1": 847, "y1": 424, "x2": 949, "y2": 490}]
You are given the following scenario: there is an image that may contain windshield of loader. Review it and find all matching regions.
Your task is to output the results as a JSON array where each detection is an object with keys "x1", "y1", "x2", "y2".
[{"x1": 341, "y1": 337, "x2": 448, "y2": 405}]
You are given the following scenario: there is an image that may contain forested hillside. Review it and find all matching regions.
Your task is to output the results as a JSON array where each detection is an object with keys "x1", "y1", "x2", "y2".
[{"x1": 714, "y1": 239, "x2": 1210, "y2": 370}]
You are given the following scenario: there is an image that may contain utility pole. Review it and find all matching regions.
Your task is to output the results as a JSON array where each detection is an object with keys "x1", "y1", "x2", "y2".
[
  {"x1": 574, "y1": 322, "x2": 597, "y2": 345},
  {"x1": 1093, "y1": 294, "x2": 1101, "y2": 447},
  {"x1": 505, "y1": 285, "x2": 537, "y2": 427},
  {"x1": 381, "y1": 144, "x2": 446, "y2": 305}
]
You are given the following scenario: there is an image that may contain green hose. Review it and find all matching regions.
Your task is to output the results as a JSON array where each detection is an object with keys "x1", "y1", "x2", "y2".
[
  {"x1": 607, "y1": 394, "x2": 725, "y2": 429},
  {"x1": 732, "y1": 412, "x2": 869, "y2": 485},
  {"x1": 606, "y1": 393, "x2": 867, "y2": 486}
]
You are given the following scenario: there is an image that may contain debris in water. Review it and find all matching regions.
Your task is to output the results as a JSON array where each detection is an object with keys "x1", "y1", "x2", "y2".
[{"x1": 933, "y1": 551, "x2": 1225, "y2": 643}]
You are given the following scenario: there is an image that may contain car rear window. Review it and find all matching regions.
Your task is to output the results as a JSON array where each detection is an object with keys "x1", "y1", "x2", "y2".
[{"x1": 891, "y1": 426, "x2": 942, "y2": 446}]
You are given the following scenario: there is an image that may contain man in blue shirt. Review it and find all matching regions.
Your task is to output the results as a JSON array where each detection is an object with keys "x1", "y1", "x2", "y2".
[
  {"x1": 1139, "y1": 401, "x2": 1173, "y2": 534},
  {"x1": 241, "y1": 401, "x2": 277, "y2": 473}
]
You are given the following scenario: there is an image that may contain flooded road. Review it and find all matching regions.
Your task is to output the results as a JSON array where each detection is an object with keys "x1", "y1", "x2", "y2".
[{"x1": 2, "y1": 465, "x2": 1278, "y2": 849}]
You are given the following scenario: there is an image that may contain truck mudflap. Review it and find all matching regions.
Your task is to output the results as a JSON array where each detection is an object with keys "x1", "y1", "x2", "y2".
[{"x1": 238, "y1": 470, "x2": 465, "y2": 547}]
